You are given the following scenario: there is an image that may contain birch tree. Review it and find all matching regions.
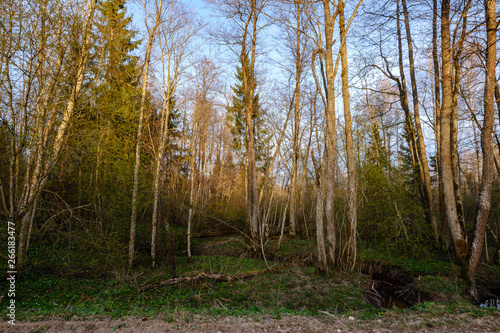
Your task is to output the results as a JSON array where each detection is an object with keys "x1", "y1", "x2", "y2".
[{"x1": 3, "y1": 0, "x2": 99, "y2": 265}]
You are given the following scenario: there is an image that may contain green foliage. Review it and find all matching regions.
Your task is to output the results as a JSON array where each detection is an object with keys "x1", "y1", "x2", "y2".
[
  {"x1": 358, "y1": 159, "x2": 432, "y2": 255},
  {"x1": 33, "y1": 0, "x2": 155, "y2": 273},
  {"x1": 3, "y1": 235, "x2": 499, "y2": 323},
  {"x1": 226, "y1": 54, "x2": 270, "y2": 172},
  {"x1": 6, "y1": 256, "x2": 369, "y2": 320}
]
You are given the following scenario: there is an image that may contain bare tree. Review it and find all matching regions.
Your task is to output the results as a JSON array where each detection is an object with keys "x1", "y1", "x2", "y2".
[
  {"x1": 151, "y1": 0, "x2": 199, "y2": 268},
  {"x1": 440, "y1": 0, "x2": 468, "y2": 266},
  {"x1": 129, "y1": 0, "x2": 164, "y2": 268},
  {"x1": 5, "y1": 0, "x2": 99, "y2": 265},
  {"x1": 338, "y1": 0, "x2": 360, "y2": 269},
  {"x1": 466, "y1": 0, "x2": 496, "y2": 301},
  {"x1": 400, "y1": 0, "x2": 439, "y2": 247},
  {"x1": 186, "y1": 58, "x2": 221, "y2": 262},
  {"x1": 208, "y1": 0, "x2": 270, "y2": 254}
]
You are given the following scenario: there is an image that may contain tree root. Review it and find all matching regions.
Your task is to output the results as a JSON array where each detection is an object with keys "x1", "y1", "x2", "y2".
[{"x1": 139, "y1": 265, "x2": 283, "y2": 292}]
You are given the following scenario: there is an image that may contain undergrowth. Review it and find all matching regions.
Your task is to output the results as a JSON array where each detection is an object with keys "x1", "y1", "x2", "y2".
[{"x1": 1, "y1": 235, "x2": 499, "y2": 321}]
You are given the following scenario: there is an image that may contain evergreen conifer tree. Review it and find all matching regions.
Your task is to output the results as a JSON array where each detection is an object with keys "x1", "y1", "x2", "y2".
[{"x1": 226, "y1": 56, "x2": 269, "y2": 172}]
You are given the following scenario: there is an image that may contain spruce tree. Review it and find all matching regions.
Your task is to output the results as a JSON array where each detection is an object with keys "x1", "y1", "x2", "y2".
[
  {"x1": 56, "y1": 0, "x2": 142, "y2": 249},
  {"x1": 226, "y1": 56, "x2": 269, "y2": 172}
]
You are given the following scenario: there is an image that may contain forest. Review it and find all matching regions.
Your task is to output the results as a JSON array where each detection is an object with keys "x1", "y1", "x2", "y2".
[{"x1": 1, "y1": 0, "x2": 499, "y2": 330}]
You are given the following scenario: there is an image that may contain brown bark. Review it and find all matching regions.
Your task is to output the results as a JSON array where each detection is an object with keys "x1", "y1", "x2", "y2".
[
  {"x1": 440, "y1": 0, "x2": 468, "y2": 265},
  {"x1": 450, "y1": 0, "x2": 471, "y2": 245},
  {"x1": 401, "y1": 0, "x2": 439, "y2": 247},
  {"x1": 17, "y1": 0, "x2": 98, "y2": 265},
  {"x1": 395, "y1": 0, "x2": 422, "y2": 205},
  {"x1": 466, "y1": 0, "x2": 496, "y2": 301},
  {"x1": 241, "y1": 2, "x2": 261, "y2": 253},
  {"x1": 290, "y1": 0, "x2": 303, "y2": 238},
  {"x1": 129, "y1": 0, "x2": 163, "y2": 268},
  {"x1": 139, "y1": 265, "x2": 284, "y2": 292},
  {"x1": 338, "y1": 0, "x2": 357, "y2": 269},
  {"x1": 322, "y1": 0, "x2": 338, "y2": 267},
  {"x1": 187, "y1": 114, "x2": 199, "y2": 264},
  {"x1": 316, "y1": 152, "x2": 328, "y2": 273}
]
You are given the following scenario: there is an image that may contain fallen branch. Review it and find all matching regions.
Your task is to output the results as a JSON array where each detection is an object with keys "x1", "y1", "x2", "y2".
[
  {"x1": 203, "y1": 238, "x2": 240, "y2": 249},
  {"x1": 139, "y1": 265, "x2": 283, "y2": 292}
]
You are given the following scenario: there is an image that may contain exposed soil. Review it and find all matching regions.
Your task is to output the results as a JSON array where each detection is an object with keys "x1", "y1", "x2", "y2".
[{"x1": 2, "y1": 314, "x2": 500, "y2": 333}]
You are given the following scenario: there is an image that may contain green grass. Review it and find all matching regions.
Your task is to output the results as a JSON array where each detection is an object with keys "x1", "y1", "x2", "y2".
[
  {"x1": 358, "y1": 247, "x2": 457, "y2": 276},
  {"x1": 2, "y1": 255, "x2": 368, "y2": 320},
  {"x1": 2, "y1": 236, "x2": 499, "y2": 321}
]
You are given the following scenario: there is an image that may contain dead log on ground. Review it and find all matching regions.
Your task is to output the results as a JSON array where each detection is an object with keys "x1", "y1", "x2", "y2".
[{"x1": 139, "y1": 265, "x2": 283, "y2": 292}]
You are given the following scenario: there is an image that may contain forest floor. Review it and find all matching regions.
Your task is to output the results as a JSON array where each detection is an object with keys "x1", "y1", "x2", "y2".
[
  {"x1": 2, "y1": 313, "x2": 500, "y2": 332},
  {"x1": 2, "y1": 234, "x2": 500, "y2": 332}
]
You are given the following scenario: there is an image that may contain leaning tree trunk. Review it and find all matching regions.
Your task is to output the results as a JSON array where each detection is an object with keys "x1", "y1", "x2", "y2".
[
  {"x1": 18, "y1": 0, "x2": 98, "y2": 265},
  {"x1": 466, "y1": 0, "x2": 496, "y2": 301},
  {"x1": 401, "y1": 0, "x2": 439, "y2": 247}
]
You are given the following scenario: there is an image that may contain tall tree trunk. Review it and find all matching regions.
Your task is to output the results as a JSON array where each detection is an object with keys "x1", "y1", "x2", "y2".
[
  {"x1": 466, "y1": 0, "x2": 496, "y2": 301},
  {"x1": 18, "y1": 0, "x2": 98, "y2": 265},
  {"x1": 290, "y1": 1, "x2": 302, "y2": 237},
  {"x1": 187, "y1": 103, "x2": 200, "y2": 264},
  {"x1": 338, "y1": 0, "x2": 357, "y2": 269},
  {"x1": 129, "y1": 0, "x2": 163, "y2": 268},
  {"x1": 316, "y1": 154, "x2": 328, "y2": 273},
  {"x1": 432, "y1": 0, "x2": 449, "y2": 249},
  {"x1": 395, "y1": 0, "x2": 423, "y2": 213},
  {"x1": 450, "y1": 0, "x2": 471, "y2": 246},
  {"x1": 151, "y1": 92, "x2": 173, "y2": 268},
  {"x1": 440, "y1": 0, "x2": 468, "y2": 266},
  {"x1": 241, "y1": 2, "x2": 262, "y2": 254},
  {"x1": 401, "y1": 0, "x2": 439, "y2": 247},
  {"x1": 322, "y1": 0, "x2": 338, "y2": 267}
]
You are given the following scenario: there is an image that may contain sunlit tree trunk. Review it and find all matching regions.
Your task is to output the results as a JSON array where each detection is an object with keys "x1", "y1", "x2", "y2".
[
  {"x1": 466, "y1": 0, "x2": 496, "y2": 301},
  {"x1": 450, "y1": 0, "x2": 471, "y2": 246},
  {"x1": 401, "y1": 0, "x2": 438, "y2": 247},
  {"x1": 290, "y1": 0, "x2": 303, "y2": 238},
  {"x1": 187, "y1": 111, "x2": 199, "y2": 264},
  {"x1": 395, "y1": 0, "x2": 421, "y2": 202},
  {"x1": 151, "y1": 92, "x2": 172, "y2": 268},
  {"x1": 321, "y1": 0, "x2": 338, "y2": 267},
  {"x1": 440, "y1": 0, "x2": 468, "y2": 266},
  {"x1": 338, "y1": 0, "x2": 357, "y2": 269},
  {"x1": 17, "y1": 0, "x2": 98, "y2": 265},
  {"x1": 316, "y1": 153, "x2": 328, "y2": 273},
  {"x1": 151, "y1": 3, "x2": 198, "y2": 267},
  {"x1": 129, "y1": 0, "x2": 163, "y2": 268}
]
